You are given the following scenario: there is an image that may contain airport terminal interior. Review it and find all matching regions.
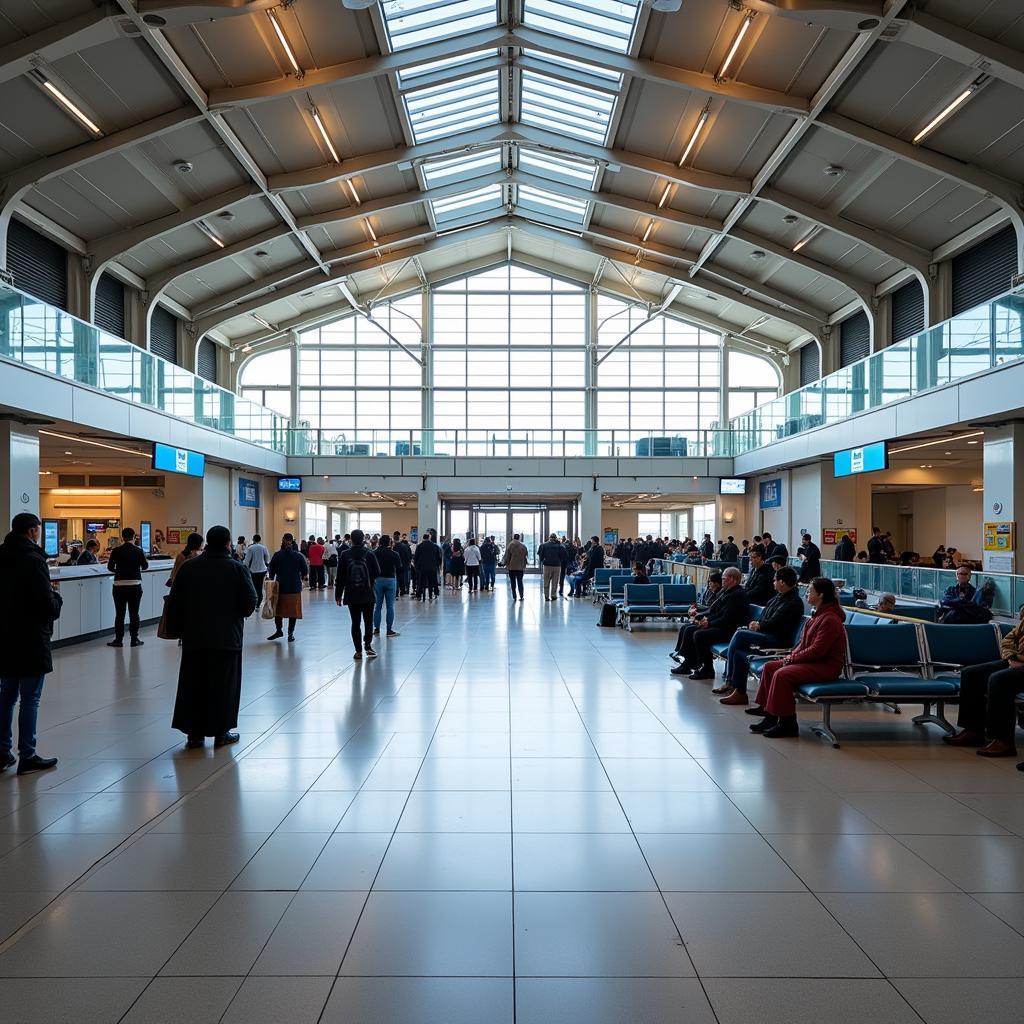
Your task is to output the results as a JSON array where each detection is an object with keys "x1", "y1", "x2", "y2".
[{"x1": 2, "y1": 0, "x2": 1024, "y2": 1020}]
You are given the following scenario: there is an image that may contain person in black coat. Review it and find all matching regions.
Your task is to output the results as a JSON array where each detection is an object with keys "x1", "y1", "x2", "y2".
[
  {"x1": 0, "y1": 513, "x2": 63, "y2": 775},
  {"x1": 673, "y1": 567, "x2": 750, "y2": 680},
  {"x1": 797, "y1": 533, "x2": 821, "y2": 582},
  {"x1": 413, "y1": 533, "x2": 442, "y2": 600},
  {"x1": 719, "y1": 536, "x2": 740, "y2": 562},
  {"x1": 107, "y1": 527, "x2": 149, "y2": 647},
  {"x1": 835, "y1": 534, "x2": 856, "y2": 562},
  {"x1": 167, "y1": 525, "x2": 258, "y2": 749},
  {"x1": 761, "y1": 532, "x2": 789, "y2": 562},
  {"x1": 395, "y1": 535, "x2": 414, "y2": 595},
  {"x1": 336, "y1": 529, "x2": 381, "y2": 659},
  {"x1": 742, "y1": 545, "x2": 775, "y2": 604},
  {"x1": 718, "y1": 565, "x2": 805, "y2": 704}
]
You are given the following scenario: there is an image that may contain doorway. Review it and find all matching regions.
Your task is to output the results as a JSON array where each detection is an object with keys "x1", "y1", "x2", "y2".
[{"x1": 441, "y1": 500, "x2": 577, "y2": 569}]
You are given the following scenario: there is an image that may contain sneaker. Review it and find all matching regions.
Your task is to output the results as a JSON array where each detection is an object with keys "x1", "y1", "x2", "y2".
[
  {"x1": 0, "y1": 752, "x2": 15, "y2": 772},
  {"x1": 267, "y1": 630, "x2": 284, "y2": 641},
  {"x1": 287, "y1": 634, "x2": 295, "y2": 643},
  {"x1": 387, "y1": 631, "x2": 400, "y2": 638},
  {"x1": 353, "y1": 650, "x2": 362, "y2": 660},
  {"x1": 365, "y1": 646, "x2": 378, "y2": 658},
  {"x1": 373, "y1": 628, "x2": 380, "y2": 636},
  {"x1": 17, "y1": 754, "x2": 58, "y2": 775},
  {"x1": 107, "y1": 639, "x2": 123, "y2": 648},
  {"x1": 977, "y1": 739, "x2": 1017, "y2": 758},
  {"x1": 688, "y1": 669, "x2": 715, "y2": 681},
  {"x1": 130, "y1": 638, "x2": 144, "y2": 647},
  {"x1": 214, "y1": 732, "x2": 240, "y2": 748}
]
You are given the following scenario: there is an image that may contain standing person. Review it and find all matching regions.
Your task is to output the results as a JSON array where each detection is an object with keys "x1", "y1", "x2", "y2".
[
  {"x1": 574, "y1": 535, "x2": 604, "y2": 597},
  {"x1": 336, "y1": 529, "x2": 380, "y2": 660},
  {"x1": 307, "y1": 536, "x2": 326, "y2": 591},
  {"x1": 242, "y1": 533, "x2": 270, "y2": 606},
  {"x1": 167, "y1": 525, "x2": 258, "y2": 749},
  {"x1": 480, "y1": 536, "x2": 498, "y2": 591},
  {"x1": 441, "y1": 536, "x2": 453, "y2": 588},
  {"x1": 537, "y1": 533, "x2": 567, "y2": 601},
  {"x1": 699, "y1": 534, "x2": 714, "y2": 560},
  {"x1": 107, "y1": 527, "x2": 148, "y2": 648},
  {"x1": 396, "y1": 533, "x2": 413, "y2": 596},
  {"x1": 835, "y1": 533, "x2": 856, "y2": 562},
  {"x1": 867, "y1": 527, "x2": 886, "y2": 563},
  {"x1": 720, "y1": 536, "x2": 740, "y2": 562},
  {"x1": 413, "y1": 531, "x2": 442, "y2": 600},
  {"x1": 559, "y1": 537, "x2": 576, "y2": 597},
  {"x1": 449, "y1": 539, "x2": 466, "y2": 590},
  {"x1": 502, "y1": 533, "x2": 528, "y2": 601},
  {"x1": 234, "y1": 536, "x2": 247, "y2": 561},
  {"x1": 171, "y1": 532, "x2": 204, "y2": 583},
  {"x1": 0, "y1": 513, "x2": 63, "y2": 775},
  {"x1": 371, "y1": 535, "x2": 401, "y2": 639},
  {"x1": 797, "y1": 532, "x2": 821, "y2": 582},
  {"x1": 267, "y1": 533, "x2": 307, "y2": 642},
  {"x1": 464, "y1": 537, "x2": 482, "y2": 592},
  {"x1": 323, "y1": 537, "x2": 338, "y2": 589}
]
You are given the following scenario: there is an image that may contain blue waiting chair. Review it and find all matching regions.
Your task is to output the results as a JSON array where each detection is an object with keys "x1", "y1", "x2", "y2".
[{"x1": 620, "y1": 584, "x2": 665, "y2": 630}]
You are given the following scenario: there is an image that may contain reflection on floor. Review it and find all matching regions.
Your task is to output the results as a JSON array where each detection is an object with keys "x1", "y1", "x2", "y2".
[{"x1": 0, "y1": 578, "x2": 1022, "y2": 1023}]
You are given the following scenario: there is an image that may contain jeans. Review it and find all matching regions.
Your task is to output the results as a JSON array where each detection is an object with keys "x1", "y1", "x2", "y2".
[
  {"x1": 481, "y1": 563, "x2": 496, "y2": 589},
  {"x1": 113, "y1": 585, "x2": 143, "y2": 641},
  {"x1": 956, "y1": 659, "x2": 1024, "y2": 744},
  {"x1": 349, "y1": 602, "x2": 374, "y2": 652},
  {"x1": 0, "y1": 675, "x2": 46, "y2": 759},
  {"x1": 508, "y1": 570, "x2": 524, "y2": 599},
  {"x1": 373, "y1": 577, "x2": 397, "y2": 632},
  {"x1": 725, "y1": 628, "x2": 779, "y2": 693}
]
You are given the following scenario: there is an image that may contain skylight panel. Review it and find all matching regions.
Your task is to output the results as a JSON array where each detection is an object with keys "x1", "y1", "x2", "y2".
[
  {"x1": 422, "y1": 149, "x2": 503, "y2": 188},
  {"x1": 397, "y1": 49, "x2": 498, "y2": 87},
  {"x1": 431, "y1": 183, "x2": 504, "y2": 223},
  {"x1": 404, "y1": 70, "x2": 501, "y2": 142},
  {"x1": 520, "y1": 69, "x2": 616, "y2": 144},
  {"x1": 382, "y1": 0, "x2": 496, "y2": 51},
  {"x1": 517, "y1": 184, "x2": 589, "y2": 226},
  {"x1": 519, "y1": 149, "x2": 598, "y2": 188},
  {"x1": 522, "y1": 0, "x2": 641, "y2": 54},
  {"x1": 530, "y1": 50, "x2": 623, "y2": 85}
]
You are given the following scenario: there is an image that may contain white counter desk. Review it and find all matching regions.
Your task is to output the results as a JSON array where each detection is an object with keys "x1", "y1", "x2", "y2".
[{"x1": 49, "y1": 560, "x2": 174, "y2": 645}]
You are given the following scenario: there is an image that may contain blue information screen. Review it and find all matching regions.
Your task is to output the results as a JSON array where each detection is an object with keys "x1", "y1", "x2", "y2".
[
  {"x1": 277, "y1": 477, "x2": 303, "y2": 492},
  {"x1": 140, "y1": 521, "x2": 152, "y2": 554},
  {"x1": 42, "y1": 519, "x2": 60, "y2": 557},
  {"x1": 152, "y1": 443, "x2": 205, "y2": 477},
  {"x1": 834, "y1": 441, "x2": 888, "y2": 477}
]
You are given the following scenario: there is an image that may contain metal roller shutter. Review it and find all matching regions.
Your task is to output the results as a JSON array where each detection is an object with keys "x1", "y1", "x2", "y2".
[
  {"x1": 951, "y1": 225, "x2": 1017, "y2": 315},
  {"x1": 839, "y1": 310, "x2": 870, "y2": 366},
  {"x1": 197, "y1": 337, "x2": 218, "y2": 384},
  {"x1": 890, "y1": 279, "x2": 924, "y2": 343},
  {"x1": 7, "y1": 219, "x2": 67, "y2": 310},
  {"x1": 94, "y1": 273, "x2": 125, "y2": 337},
  {"x1": 799, "y1": 341, "x2": 819, "y2": 385},
  {"x1": 150, "y1": 305, "x2": 179, "y2": 364}
]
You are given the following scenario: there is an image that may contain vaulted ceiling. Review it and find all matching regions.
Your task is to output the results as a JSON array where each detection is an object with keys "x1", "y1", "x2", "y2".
[{"x1": 0, "y1": 0, "x2": 1021, "y2": 359}]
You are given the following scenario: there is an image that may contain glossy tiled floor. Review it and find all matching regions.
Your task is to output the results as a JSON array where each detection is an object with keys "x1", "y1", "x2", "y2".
[{"x1": 1, "y1": 579, "x2": 1022, "y2": 1023}]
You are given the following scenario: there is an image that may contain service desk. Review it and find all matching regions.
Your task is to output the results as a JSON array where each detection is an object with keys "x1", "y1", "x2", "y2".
[{"x1": 49, "y1": 560, "x2": 174, "y2": 645}]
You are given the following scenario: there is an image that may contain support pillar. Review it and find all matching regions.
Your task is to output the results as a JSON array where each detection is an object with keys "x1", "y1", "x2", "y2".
[
  {"x1": 584, "y1": 287, "x2": 598, "y2": 455},
  {"x1": 420, "y1": 285, "x2": 433, "y2": 456},
  {"x1": 417, "y1": 477, "x2": 439, "y2": 541},
  {"x1": 0, "y1": 420, "x2": 40, "y2": 531},
  {"x1": 579, "y1": 483, "x2": 601, "y2": 542},
  {"x1": 982, "y1": 425, "x2": 1024, "y2": 573},
  {"x1": 926, "y1": 264, "x2": 951, "y2": 327}
]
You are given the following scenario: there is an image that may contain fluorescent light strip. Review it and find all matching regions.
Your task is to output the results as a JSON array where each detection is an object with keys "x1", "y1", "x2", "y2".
[
  {"x1": 889, "y1": 431, "x2": 984, "y2": 455},
  {"x1": 792, "y1": 228, "x2": 818, "y2": 253},
  {"x1": 311, "y1": 107, "x2": 341, "y2": 163},
  {"x1": 41, "y1": 78, "x2": 101, "y2": 135},
  {"x1": 39, "y1": 430, "x2": 147, "y2": 458},
  {"x1": 641, "y1": 221, "x2": 654, "y2": 244},
  {"x1": 345, "y1": 180, "x2": 361, "y2": 205},
  {"x1": 678, "y1": 107, "x2": 710, "y2": 167},
  {"x1": 657, "y1": 184, "x2": 672, "y2": 208},
  {"x1": 365, "y1": 219, "x2": 378, "y2": 244},
  {"x1": 199, "y1": 222, "x2": 225, "y2": 249},
  {"x1": 267, "y1": 9, "x2": 302, "y2": 76},
  {"x1": 717, "y1": 11, "x2": 754, "y2": 82},
  {"x1": 913, "y1": 86, "x2": 975, "y2": 144},
  {"x1": 251, "y1": 314, "x2": 274, "y2": 331}
]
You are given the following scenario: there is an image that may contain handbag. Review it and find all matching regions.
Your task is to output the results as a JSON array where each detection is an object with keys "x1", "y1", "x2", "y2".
[
  {"x1": 260, "y1": 578, "x2": 279, "y2": 620},
  {"x1": 157, "y1": 595, "x2": 179, "y2": 640}
]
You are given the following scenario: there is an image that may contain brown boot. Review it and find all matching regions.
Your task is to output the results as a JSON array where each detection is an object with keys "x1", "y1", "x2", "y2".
[
  {"x1": 977, "y1": 739, "x2": 1018, "y2": 758},
  {"x1": 711, "y1": 684, "x2": 733, "y2": 696},
  {"x1": 943, "y1": 730, "x2": 984, "y2": 747},
  {"x1": 720, "y1": 691, "x2": 749, "y2": 706}
]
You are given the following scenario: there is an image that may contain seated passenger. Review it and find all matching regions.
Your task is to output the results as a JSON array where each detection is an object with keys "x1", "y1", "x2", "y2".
[
  {"x1": 944, "y1": 605, "x2": 1024, "y2": 758},
  {"x1": 748, "y1": 577, "x2": 847, "y2": 738},
  {"x1": 671, "y1": 567, "x2": 750, "y2": 680},
  {"x1": 669, "y1": 572, "x2": 722, "y2": 663},
  {"x1": 742, "y1": 545, "x2": 775, "y2": 605},
  {"x1": 940, "y1": 566, "x2": 977, "y2": 623},
  {"x1": 854, "y1": 592, "x2": 896, "y2": 614},
  {"x1": 715, "y1": 566, "x2": 804, "y2": 706},
  {"x1": 855, "y1": 550, "x2": 868, "y2": 562},
  {"x1": 631, "y1": 562, "x2": 650, "y2": 585}
]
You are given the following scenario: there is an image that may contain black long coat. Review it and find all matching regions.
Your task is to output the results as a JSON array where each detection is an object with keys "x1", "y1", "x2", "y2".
[
  {"x1": 165, "y1": 548, "x2": 258, "y2": 651},
  {"x1": 0, "y1": 533, "x2": 63, "y2": 676}
]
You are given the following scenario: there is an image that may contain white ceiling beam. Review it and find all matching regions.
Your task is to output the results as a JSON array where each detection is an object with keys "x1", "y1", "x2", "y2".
[
  {"x1": 742, "y1": 2, "x2": 886, "y2": 31},
  {"x1": 191, "y1": 257, "x2": 320, "y2": 320},
  {"x1": 898, "y1": 12, "x2": 1024, "y2": 93},
  {"x1": 0, "y1": 4, "x2": 124, "y2": 85},
  {"x1": 138, "y1": 0, "x2": 280, "y2": 21}
]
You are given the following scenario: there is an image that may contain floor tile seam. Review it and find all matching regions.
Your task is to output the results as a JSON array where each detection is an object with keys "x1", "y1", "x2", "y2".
[{"x1": 944, "y1": 787, "x2": 1023, "y2": 836}]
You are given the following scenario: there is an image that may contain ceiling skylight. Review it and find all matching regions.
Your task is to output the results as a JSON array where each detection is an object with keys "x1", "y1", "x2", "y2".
[
  {"x1": 431, "y1": 182, "x2": 505, "y2": 223},
  {"x1": 516, "y1": 184, "x2": 589, "y2": 226},
  {"x1": 422, "y1": 149, "x2": 503, "y2": 188},
  {"x1": 518, "y1": 149, "x2": 598, "y2": 189},
  {"x1": 520, "y1": 68, "x2": 618, "y2": 144},
  {"x1": 403, "y1": 70, "x2": 501, "y2": 142},
  {"x1": 522, "y1": 0, "x2": 642, "y2": 54},
  {"x1": 381, "y1": 0, "x2": 496, "y2": 51}
]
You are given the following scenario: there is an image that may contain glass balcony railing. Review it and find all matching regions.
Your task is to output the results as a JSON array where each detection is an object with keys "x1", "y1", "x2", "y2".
[
  {"x1": 728, "y1": 288, "x2": 1024, "y2": 455},
  {"x1": 285, "y1": 428, "x2": 735, "y2": 458},
  {"x1": 0, "y1": 284, "x2": 290, "y2": 453}
]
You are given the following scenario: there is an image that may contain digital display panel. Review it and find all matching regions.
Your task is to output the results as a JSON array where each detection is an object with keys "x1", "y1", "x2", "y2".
[
  {"x1": 277, "y1": 477, "x2": 303, "y2": 492},
  {"x1": 719, "y1": 478, "x2": 747, "y2": 495},
  {"x1": 834, "y1": 442, "x2": 887, "y2": 478},
  {"x1": 152, "y1": 443, "x2": 205, "y2": 477}
]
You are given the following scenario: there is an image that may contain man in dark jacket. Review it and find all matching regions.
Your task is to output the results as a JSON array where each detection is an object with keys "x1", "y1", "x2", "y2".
[
  {"x1": 537, "y1": 533, "x2": 568, "y2": 601},
  {"x1": 718, "y1": 565, "x2": 805, "y2": 704},
  {"x1": 107, "y1": 526, "x2": 149, "y2": 647},
  {"x1": 479, "y1": 536, "x2": 499, "y2": 591},
  {"x1": 670, "y1": 571, "x2": 722, "y2": 662},
  {"x1": 699, "y1": 534, "x2": 714, "y2": 560},
  {"x1": 413, "y1": 533, "x2": 442, "y2": 600},
  {"x1": 571, "y1": 535, "x2": 604, "y2": 597},
  {"x1": 673, "y1": 567, "x2": 750, "y2": 680},
  {"x1": 762, "y1": 532, "x2": 789, "y2": 562},
  {"x1": 867, "y1": 526, "x2": 886, "y2": 563},
  {"x1": 167, "y1": 525, "x2": 258, "y2": 749},
  {"x1": 720, "y1": 536, "x2": 740, "y2": 562},
  {"x1": 797, "y1": 533, "x2": 822, "y2": 582},
  {"x1": 395, "y1": 534, "x2": 414, "y2": 595},
  {"x1": 336, "y1": 529, "x2": 381, "y2": 659},
  {"x1": 0, "y1": 513, "x2": 63, "y2": 774},
  {"x1": 742, "y1": 545, "x2": 775, "y2": 604}
]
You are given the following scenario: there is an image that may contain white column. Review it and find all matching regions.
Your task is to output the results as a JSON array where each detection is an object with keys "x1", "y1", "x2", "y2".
[
  {"x1": 288, "y1": 331, "x2": 300, "y2": 428},
  {"x1": 579, "y1": 484, "x2": 601, "y2": 542},
  {"x1": 982, "y1": 425, "x2": 1024, "y2": 573},
  {"x1": 0, "y1": 421, "x2": 39, "y2": 532},
  {"x1": 417, "y1": 477, "x2": 439, "y2": 541},
  {"x1": 420, "y1": 285, "x2": 433, "y2": 456},
  {"x1": 584, "y1": 287, "x2": 598, "y2": 455}
]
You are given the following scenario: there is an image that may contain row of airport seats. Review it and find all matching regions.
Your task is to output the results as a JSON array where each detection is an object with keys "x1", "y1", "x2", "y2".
[
  {"x1": 617, "y1": 583, "x2": 698, "y2": 631},
  {"x1": 837, "y1": 590, "x2": 941, "y2": 622}
]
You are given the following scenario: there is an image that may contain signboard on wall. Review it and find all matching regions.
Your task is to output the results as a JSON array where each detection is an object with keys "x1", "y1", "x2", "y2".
[
  {"x1": 823, "y1": 528, "x2": 857, "y2": 545},
  {"x1": 410, "y1": 527, "x2": 418, "y2": 543},
  {"x1": 238, "y1": 477, "x2": 260, "y2": 508},
  {"x1": 152, "y1": 442, "x2": 205, "y2": 477},
  {"x1": 166, "y1": 529, "x2": 181, "y2": 545},
  {"x1": 759, "y1": 479, "x2": 782, "y2": 510},
  {"x1": 983, "y1": 522, "x2": 1015, "y2": 552},
  {"x1": 603, "y1": 529, "x2": 619, "y2": 545},
  {"x1": 834, "y1": 441, "x2": 887, "y2": 478}
]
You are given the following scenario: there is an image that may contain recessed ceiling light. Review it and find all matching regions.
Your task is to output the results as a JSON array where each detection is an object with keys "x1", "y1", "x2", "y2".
[
  {"x1": 858, "y1": 18, "x2": 880, "y2": 30},
  {"x1": 142, "y1": 14, "x2": 167, "y2": 26},
  {"x1": 750, "y1": 250, "x2": 766, "y2": 260},
  {"x1": 823, "y1": 165, "x2": 844, "y2": 177},
  {"x1": 174, "y1": 160, "x2": 193, "y2": 174},
  {"x1": 783, "y1": 214, "x2": 798, "y2": 225}
]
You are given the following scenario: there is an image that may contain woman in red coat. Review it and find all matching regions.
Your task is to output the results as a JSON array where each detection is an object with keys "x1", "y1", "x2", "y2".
[{"x1": 748, "y1": 577, "x2": 847, "y2": 738}]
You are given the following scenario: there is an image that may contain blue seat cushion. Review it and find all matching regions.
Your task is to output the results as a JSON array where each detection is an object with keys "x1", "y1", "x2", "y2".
[
  {"x1": 710, "y1": 643, "x2": 730, "y2": 656},
  {"x1": 869, "y1": 679, "x2": 960, "y2": 697},
  {"x1": 797, "y1": 681, "x2": 871, "y2": 699},
  {"x1": 623, "y1": 605, "x2": 663, "y2": 613}
]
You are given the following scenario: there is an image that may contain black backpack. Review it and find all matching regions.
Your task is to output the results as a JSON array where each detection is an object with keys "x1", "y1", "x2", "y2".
[{"x1": 345, "y1": 551, "x2": 372, "y2": 601}]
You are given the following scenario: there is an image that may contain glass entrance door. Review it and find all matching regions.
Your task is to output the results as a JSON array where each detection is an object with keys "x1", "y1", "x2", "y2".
[
  {"x1": 441, "y1": 500, "x2": 577, "y2": 570},
  {"x1": 512, "y1": 511, "x2": 541, "y2": 566}
]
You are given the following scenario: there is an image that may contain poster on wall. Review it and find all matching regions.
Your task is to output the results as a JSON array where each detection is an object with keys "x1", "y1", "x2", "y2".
[
  {"x1": 983, "y1": 522, "x2": 1015, "y2": 552},
  {"x1": 238, "y1": 477, "x2": 260, "y2": 508},
  {"x1": 410, "y1": 527, "x2": 418, "y2": 543},
  {"x1": 166, "y1": 529, "x2": 181, "y2": 545},
  {"x1": 823, "y1": 528, "x2": 857, "y2": 545},
  {"x1": 759, "y1": 479, "x2": 783, "y2": 510},
  {"x1": 603, "y1": 528, "x2": 619, "y2": 545}
]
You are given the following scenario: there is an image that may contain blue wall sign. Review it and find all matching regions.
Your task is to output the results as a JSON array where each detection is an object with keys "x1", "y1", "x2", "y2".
[
  {"x1": 152, "y1": 443, "x2": 205, "y2": 477},
  {"x1": 759, "y1": 478, "x2": 783, "y2": 510},
  {"x1": 238, "y1": 477, "x2": 260, "y2": 508},
  {"x1": 834, "y1": 441, "x2": 887, "y2": 478}
]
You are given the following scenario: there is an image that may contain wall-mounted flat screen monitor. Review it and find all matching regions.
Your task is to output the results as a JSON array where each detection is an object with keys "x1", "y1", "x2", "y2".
[
  {"x1": 277, "y1": 477, "x2": 303, "y2": 492},
  {"x1": 42, "y1": 519, "x2": 60, "y2": 557},
  {"x1": 85, "y1": 521, "x2": 108, "y2": 534},
  {"x1": 834, "y1": 441, "x2": 888, "y2": 478},
  {"x1": 140, "y1": 521, "x2": 152, "y2": 555},
  {"x1": 152, "y1": 442, "x2": 205, "y2": 477},
  {"x1": 719, "y1": 478, "x2": 747, "y2": 495}
]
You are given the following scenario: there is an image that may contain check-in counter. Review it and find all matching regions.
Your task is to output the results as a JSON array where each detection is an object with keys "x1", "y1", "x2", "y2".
[{"x1": 49, "y1": 560, "x2": 174, "y2": 645}]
